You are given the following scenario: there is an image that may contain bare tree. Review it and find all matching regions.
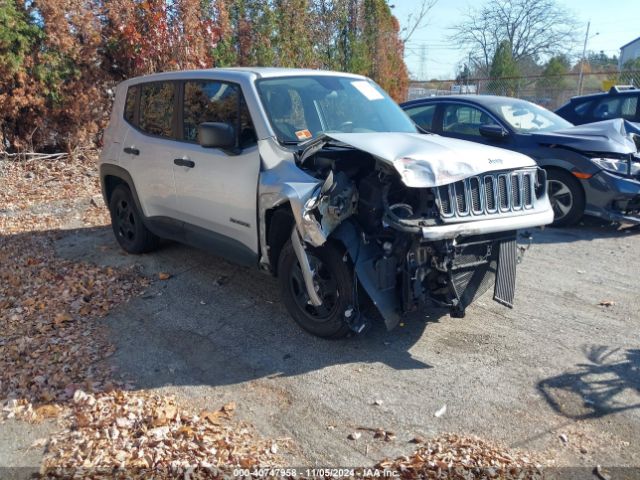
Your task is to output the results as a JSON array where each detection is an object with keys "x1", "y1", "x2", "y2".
[
  {"x1": 451, "y1": 0, "x2": 577, "y2": 75},
  {"x1": 395, "y1": 0, "x2": 438, "y2": 43}
]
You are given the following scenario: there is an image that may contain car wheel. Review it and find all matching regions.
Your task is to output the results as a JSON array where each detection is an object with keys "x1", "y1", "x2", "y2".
[
  {"x1": 546, "y1": 169, "x2": 585, "y2": 227},
  {"x1": 108, "y1": 184, "x2": 159, "y2": 254},
  {"x1": 278, "y1": 239, "x2": 353, "y2": 339}
]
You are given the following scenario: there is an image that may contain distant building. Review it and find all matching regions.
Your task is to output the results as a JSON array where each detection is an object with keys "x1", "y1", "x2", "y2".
[
  {"x1": 450, "y1": 84, "x2": 477, "y2": 94},
  {"x1": 620, "y1": 36, "x2": 640, "y2": 68}
]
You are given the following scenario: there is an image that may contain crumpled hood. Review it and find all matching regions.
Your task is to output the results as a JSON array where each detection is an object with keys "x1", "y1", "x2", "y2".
[
  {"x1": 530, "y1": 119, "x2": 640, "y2": 155},
  {"x1": 324, "y1": 132, "x2": 536, "y2": 188}
]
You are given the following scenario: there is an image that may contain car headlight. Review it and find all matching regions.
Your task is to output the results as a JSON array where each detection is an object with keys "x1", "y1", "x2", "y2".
[{"x1": 591, "y1": 157, "x2": 631, "y2": 176}]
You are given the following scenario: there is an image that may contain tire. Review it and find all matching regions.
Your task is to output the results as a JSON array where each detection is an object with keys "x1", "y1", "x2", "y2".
[
  {"x1": 546, "y1": 169, "x2": 585, "y2": 227},
  {"x1": 278, "y1": 239, "x2": 354, "y2": 339},
  {"x1": 108, "y1": 184, "x2": 159, "y2": 254}
]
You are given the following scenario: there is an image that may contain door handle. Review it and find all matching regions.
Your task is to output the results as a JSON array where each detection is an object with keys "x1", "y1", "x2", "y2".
[
  {"x1": 174, "y1": 158, "x2": 195, "y2": 168},
  {"x1": 123, "y1": 147, "x2": 140, "y2": 155}
]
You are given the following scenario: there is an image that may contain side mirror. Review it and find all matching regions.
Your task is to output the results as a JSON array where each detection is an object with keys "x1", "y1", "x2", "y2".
[
  {"x1": 479, "y1": 124, "x2": 509, "y2": 140},
  {"x1": 198, "y1": 122, "x2": 236, "y2": 149}
]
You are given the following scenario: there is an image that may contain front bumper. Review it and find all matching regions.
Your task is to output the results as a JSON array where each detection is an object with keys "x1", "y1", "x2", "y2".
[
  {"x1": 583, "y1": 170, "x2": 640, "y2": 225},
  {"x1": 421, "y1": 208, "x2": 554, "y2": 240}
]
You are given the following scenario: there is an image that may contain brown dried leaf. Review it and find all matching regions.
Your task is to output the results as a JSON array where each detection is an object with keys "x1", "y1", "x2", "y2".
[
  {"x1": 54, "y1": 312, "x2": 72, "y2": 325},
  {"x1": 35, "y1": 404, "x2": 62, "y2": 419}
]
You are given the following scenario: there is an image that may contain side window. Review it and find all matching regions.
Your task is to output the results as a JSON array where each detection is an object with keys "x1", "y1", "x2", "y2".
[
  {"x1": 593, "y1": 97, "x2": 621, "y2": 120},
  {"x1": 405, "y1": 104, "x2": 437, "y2": 131},
  {"x1": 573, "y1": 101, "x2": 592, "y2": 117},
  {"x1": 183, "y1": 80, "x2": 256, "y2": 148},
  {"x1": 621, "y1": 96, "x2": 638, "y2": 120},
  {"x1": 442, "y1": 104, "x2": 494, "y2": 136},
  {"x1": 124, "y1": 85, "x2": 138, "y2": 125},
  {"x1": 139, "y1": 82, "x2": 175, "y2": 138}
]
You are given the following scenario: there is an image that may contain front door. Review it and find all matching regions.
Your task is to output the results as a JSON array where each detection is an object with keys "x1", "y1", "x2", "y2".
[
  {"x1": 170, "y1": 79, "x2": 260, "y2": 257},
  {"x1": 440, "y1": 102, "x2": 500, "y2": 144}
]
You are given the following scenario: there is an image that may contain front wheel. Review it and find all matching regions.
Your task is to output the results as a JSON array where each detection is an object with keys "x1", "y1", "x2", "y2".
[
  {"x1": 546, "y1": 169, "x2": 585, "y2": 227},
  {"x1": 277, "y1": 240, "x2": 354, "y2": 339}
]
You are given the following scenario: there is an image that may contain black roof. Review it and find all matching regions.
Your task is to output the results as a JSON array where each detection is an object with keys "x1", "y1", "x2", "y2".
[
  {"x1": 566, "y1": 87, "x2": 640, "y2": 103},
  {"x1": 401, "y1": 95, "x2": 533, "y2": 108}
]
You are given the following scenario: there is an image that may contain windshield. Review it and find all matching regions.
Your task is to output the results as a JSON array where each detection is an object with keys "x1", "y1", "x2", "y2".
[
  {"x1": 489, "y1": 100, "x2": 573, "y2": 133},
  {"x1": 256, "y1": 76, "x2": 416, "y2": 143}
]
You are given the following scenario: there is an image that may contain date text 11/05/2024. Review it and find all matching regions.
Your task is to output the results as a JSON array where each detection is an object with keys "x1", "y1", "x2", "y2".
[{"x1": 232, "y1": 468, "x2": 400, "y2": 477}]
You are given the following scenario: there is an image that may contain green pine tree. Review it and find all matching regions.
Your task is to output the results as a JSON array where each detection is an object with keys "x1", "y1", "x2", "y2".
[{"x1": 488, "y1": 40, "x2": 519, "y2": 96}]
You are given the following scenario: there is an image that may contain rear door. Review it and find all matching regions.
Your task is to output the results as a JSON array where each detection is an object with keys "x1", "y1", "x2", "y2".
[
  {"x1": 120, "y1": 81, "x2": 180, "y2": 219},
  {"x1": 170, "y1": 79, "x2": 260, "y2": 258}
]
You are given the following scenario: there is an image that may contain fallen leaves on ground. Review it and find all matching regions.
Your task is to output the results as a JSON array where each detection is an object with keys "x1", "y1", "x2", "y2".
[
  {"x1": 376, "y1": 434, "x2": 543, "y2": 479},
  {"x1": 0, "y1": 231, "x2": 147, "y2": 418},
  {"x1": 0, "y1": 153, "x2": 109, "y2": 234},
  {"x1": 41, "y1": 391, "x2": 280, "y2": 478},
  {"x1": 1, "y1": 154, "x2": 282, "y2": 475}
]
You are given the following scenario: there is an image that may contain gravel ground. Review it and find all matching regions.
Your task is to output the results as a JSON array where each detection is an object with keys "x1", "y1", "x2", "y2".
[{"x1": 2, "y1": 217, "x2": 639, "y2": 472}]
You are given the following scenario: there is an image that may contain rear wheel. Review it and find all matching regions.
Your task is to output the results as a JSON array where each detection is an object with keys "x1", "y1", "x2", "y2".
[
  {"x1": 546, "y1": 169, "x2": 585, "y2": 227},
  {"x1": 108, "y1": 184, "x2": 159, "y2": 254},
  {"x1": 278, "y1": 240, "x2": 354, "y2": 339}
]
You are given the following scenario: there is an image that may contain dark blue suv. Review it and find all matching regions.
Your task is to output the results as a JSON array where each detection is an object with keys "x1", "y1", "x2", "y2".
[{"x1": 555, "y1": 86, "x2": 640, "y2": 125}]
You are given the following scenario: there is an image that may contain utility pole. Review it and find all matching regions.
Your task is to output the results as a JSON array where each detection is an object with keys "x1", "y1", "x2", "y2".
[
  {"x1": 577, "y1": 21, "x2": 590, "y2": 96},
  {"x1": 419, "y1": 44, "x2": 427, "y2": 80}
]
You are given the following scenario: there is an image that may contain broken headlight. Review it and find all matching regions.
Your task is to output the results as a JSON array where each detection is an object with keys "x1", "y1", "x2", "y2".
[{"x1": 591, "y1": 157, "x2": 640, "y2": 177}]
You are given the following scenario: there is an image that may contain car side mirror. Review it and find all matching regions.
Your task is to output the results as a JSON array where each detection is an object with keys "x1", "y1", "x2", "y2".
[
  {"x1": 479, "y1": 124, "x2": 509, "y2": 140},
  {"x1": 198, "y1": 122, "x2": 236, "y2": 149}
]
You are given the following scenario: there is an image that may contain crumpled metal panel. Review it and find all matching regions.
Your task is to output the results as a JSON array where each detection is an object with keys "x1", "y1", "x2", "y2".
[
  {"x1": 299, "y1": 171, "x2": 357, "y2": 247},
  {"x1": 532, "y1": 118, "x2": 640, "y2": 155},
  {"x1": 324, "y1": 132, "x2": 536, "y2": 188}
]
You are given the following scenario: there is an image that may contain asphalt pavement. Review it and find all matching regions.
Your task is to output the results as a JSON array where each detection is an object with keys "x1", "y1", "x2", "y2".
[{"x1": 44, "y1": 219, "x2": 640, "y2": 468}]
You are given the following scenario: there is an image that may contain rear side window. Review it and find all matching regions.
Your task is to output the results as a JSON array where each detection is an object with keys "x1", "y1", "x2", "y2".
[
  {"x1": 593, "y1": 97, "x2": 622, "y2": 120},
  {"x1": 405, "y1": 104, "x2": 437, "y2": 131},
  {"x1": 183, "y1": 80, "x2": 256, "y2": 148},
  {"x1": 124, "y1": 86, "x2": 138, "y2": 125},
  {"x1": 621, "y1": 96, "x2": 638, "y2": 120},
  {"x1": 139, "y1": 82, "x2": 176, "y2": 138},
  {"x1": 573, "y1": 100, "x2": 592, "y2": 117},
  {"x1": 592, "y1": 96, "x2": 638, "y2": 121}
]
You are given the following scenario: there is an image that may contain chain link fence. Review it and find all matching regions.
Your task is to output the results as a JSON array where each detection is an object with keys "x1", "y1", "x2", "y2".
[{"x1": 407, "y1": 71, "x2": 640, "y2": 110}]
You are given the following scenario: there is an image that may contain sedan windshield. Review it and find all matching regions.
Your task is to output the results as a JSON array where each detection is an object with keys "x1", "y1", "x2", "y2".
[
  {"x1": 489, "y1": 99, "x2": 573, "y2": 133},
  {"x1": 256, "y1": 76, "x2": 416, "y2": 143}
]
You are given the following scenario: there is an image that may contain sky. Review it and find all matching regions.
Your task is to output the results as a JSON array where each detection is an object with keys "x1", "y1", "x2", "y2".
[{"x1": 393, "y1": 0, "x2": 640, "y2": 80}]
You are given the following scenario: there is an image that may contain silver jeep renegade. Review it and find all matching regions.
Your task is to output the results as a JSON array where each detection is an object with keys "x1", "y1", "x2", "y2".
[{"x1": 99, "y1": 68, "x2": 553, "y2": 338}]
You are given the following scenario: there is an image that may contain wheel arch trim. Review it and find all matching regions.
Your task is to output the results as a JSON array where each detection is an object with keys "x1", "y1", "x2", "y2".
[{"x1": 100, "y1": 163, "x2": 147, "y2": 219}]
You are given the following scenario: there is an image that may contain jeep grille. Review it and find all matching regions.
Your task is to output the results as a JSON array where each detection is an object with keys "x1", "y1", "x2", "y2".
[{"x1": 436, "y1": 168, "x2": 545, "y2": 220}]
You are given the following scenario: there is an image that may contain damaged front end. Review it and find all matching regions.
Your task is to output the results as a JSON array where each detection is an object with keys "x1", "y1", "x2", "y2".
[{"x1": 260, "y1": 132, "x2": 553, "y2": 332}]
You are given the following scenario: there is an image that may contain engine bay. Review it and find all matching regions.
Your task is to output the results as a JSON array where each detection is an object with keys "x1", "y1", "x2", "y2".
[{"x1": 294, "y1": 142, "x2": 521, "y2": 330}]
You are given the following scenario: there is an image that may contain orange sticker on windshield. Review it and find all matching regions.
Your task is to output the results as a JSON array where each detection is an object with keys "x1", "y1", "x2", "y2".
[{"x1": 295, "y1": 129, "x2": 312, "y2": 140}]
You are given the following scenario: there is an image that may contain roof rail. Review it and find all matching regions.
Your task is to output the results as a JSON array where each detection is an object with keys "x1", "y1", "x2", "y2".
[{"x1": 609, "y1": 85, "x2": 638, "y2": 94}]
